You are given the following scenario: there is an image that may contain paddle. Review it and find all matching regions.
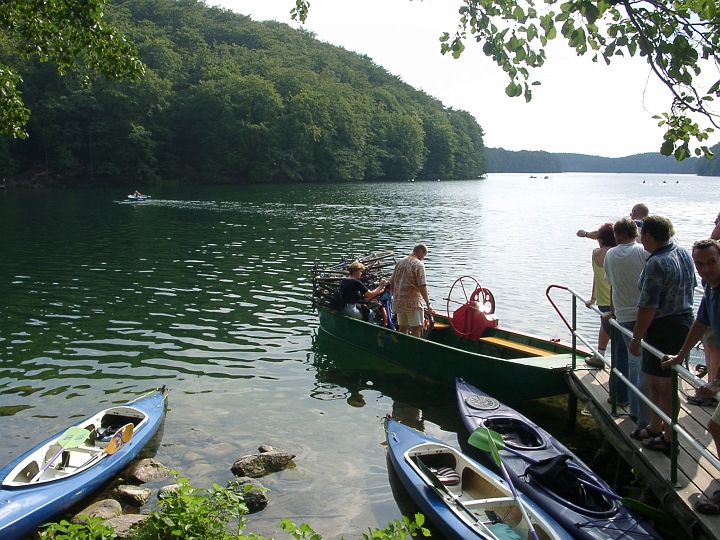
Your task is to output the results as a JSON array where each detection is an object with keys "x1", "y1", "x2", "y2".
[
  {"x1": 468, "y1": 427, "x2": 671, "y2": 524},
  {"x1": 468, "y1": 428, "x2": 541, "y2": 540},
  {"x1": 31, "y1": 426, "x2": 91, "y2": 482},
  {"x1": 413, "y1": 457, "x2": 500, "y2": 540},
  {"x1": 81, "y1": 422, "x2": 135, "y2": 468},
  {"x1": 103, "y1": 423, "x2": 134, "y2": 455}
]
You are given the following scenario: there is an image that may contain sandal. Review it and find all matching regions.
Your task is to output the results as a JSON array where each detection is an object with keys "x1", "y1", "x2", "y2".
[
  {"x1": 694, "y1": 492, "x2": 720, "y2": 514},
  {"x1": 687, "y1": 395, "x2": 718, "y2": 406},
  {"x1": 695, "y1": 364, "x2": 708, "y2": 378},
  {"x1": 642, "y1": 434, "x2": 671, "y2": 454},
  {"x1": 630, "y1": 427, "x2": 661, "y2": 441}
]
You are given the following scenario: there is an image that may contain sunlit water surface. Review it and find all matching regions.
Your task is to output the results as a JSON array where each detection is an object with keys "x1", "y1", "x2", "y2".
[{"x1": 0, "y1": 174, "x2": 717, "y2": 537}]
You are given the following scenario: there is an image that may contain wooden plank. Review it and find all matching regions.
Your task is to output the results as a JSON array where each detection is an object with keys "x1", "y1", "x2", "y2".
[{"x1": 478, "y1": 336, "x2": 555, "y2": 357}]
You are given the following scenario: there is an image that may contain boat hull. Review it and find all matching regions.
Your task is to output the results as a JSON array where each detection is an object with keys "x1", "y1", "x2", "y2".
[
  {"x1": 384, "y1": 417, "x2": 573, "y2": 540},
  {"x1": 318, "y1": 306, "x2": 585, "y2": 401},
  {"x1": 0, "y1": 388, "x2": 168, "y2": 539},
  {"x1": 456, "y1": 379, "x2": 660, "y2": 540}
]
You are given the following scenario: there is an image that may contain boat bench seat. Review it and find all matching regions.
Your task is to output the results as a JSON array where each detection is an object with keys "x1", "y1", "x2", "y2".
[
  {"x1": 463, "y1": 496, "x2": 516, "y2": 509},
  {"x1": 63, "y1": 446, "x2": 102, "y2": 469},
  {"x1": 479, "y1": 336, "x2": 555, "y2": 357}
]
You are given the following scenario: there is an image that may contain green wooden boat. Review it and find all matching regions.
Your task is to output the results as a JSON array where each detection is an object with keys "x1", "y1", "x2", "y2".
[{"x1": 313, "y1": 264, "x2": 590, "y2": 402}]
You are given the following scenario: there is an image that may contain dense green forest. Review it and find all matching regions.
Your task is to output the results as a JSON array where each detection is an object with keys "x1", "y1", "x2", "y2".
[{"x1": 0, "y1": 0, "x2": 486, "y2": 186}]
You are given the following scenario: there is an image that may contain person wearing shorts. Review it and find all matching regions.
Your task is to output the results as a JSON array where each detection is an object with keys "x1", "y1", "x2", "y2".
[
  {"x1": 662, "y1": 239, "x2": 720, "y2": 514},
  {"x1": 628, "y1": 216, "x2": 696, "y2": 453},
  {"x1": 389, "y1": 244, "x2": 431, "y2": 337}
]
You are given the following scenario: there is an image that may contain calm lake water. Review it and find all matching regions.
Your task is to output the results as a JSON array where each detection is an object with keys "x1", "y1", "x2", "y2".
[{"x1": 1, "y1": 173, "x2": 718, "y2": 538}]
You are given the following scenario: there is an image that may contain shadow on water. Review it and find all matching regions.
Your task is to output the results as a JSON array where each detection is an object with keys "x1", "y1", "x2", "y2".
[{"x1": 308, "y1": 329, "x2": 462, "y2": 434}]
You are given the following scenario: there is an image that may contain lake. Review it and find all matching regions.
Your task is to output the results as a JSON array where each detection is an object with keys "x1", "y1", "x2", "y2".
[{"x1": 0, "y1": 173, "x2": 717, "y2": 538}]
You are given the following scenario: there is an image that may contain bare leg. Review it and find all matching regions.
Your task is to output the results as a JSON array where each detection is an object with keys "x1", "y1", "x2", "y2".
[
  {"x1": 598, "y1": 325, "x2": 610, "y2": 351},
  {"x1": 645, "y1": 374, "x2": 664, "y2": 436},
  {"x1": 708, "y1": 417, "x2": 720, "y2": 456},
  {"x1": 398, "y1": 325, "x2": 409, "y2": 335},
  {"x1": 409, "y1": 325, "x2": 422, "y2": 337},
  {"x1": 704, "y1": 340, "x2": 720, "y2": 385},
  {"x1": 655, "y1": 376, "x2": 674, "y2": 443}
]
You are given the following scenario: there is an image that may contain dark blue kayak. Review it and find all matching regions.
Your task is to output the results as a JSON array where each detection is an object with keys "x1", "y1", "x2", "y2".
[
  {"x1": 0, "y1": 387, "x2": 168, "y2": 539},
  {"x1": 384, "y1": 416, "x2": 574, "y2": 540},
  {"x1": 456, "y1": 378, "x2": 661, "y2": 540}
]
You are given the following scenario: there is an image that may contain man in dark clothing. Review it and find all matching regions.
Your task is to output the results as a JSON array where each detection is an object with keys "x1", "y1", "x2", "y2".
[
  {"x1": 628, "y1": 216, "x2": 695, "y2": 453},
  {"x1": 663, "y1": 239, "x2": 720, "y2": 514}
]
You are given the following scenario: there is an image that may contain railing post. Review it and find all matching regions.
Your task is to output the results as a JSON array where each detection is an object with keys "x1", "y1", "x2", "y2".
[
  {"x1": 571, "y1": 296, "x2": 577, "y2": 369},
  {"x1": 609, "y1": 325, "x2": 617, "y2": 415},
  {"x1": 670, "y1": 369, "x2": 680, "y2": 486},
  {"x1": 567, "y1": 295, "x2": 578, "y2": 434}
]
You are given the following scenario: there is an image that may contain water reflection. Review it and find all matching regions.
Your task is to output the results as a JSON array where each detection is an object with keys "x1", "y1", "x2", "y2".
[{"x1": 308, "y1": 330, "x2": 461, "y2": 434}]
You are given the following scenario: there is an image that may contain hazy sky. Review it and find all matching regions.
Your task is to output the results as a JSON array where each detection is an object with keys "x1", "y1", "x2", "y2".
[{"x1": 210, "y1": 0, "x2": 714, "y2": 158}]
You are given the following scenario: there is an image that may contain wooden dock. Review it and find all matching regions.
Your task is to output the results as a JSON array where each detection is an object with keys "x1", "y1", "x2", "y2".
[{"x1": 567, "y1": 363, "x2": 720, "y2": 540}]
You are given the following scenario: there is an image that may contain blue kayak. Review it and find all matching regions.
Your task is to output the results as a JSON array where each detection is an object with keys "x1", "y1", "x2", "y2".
[
  {"x1": 384, "y1": 416, "x2": 575, "y2": 540},
  {"x1": 456, "y1": 378, "x2": 661, "y2": 540},
  {"x1": 0, "y1": 387, "x2": 168, "y2": 539}
]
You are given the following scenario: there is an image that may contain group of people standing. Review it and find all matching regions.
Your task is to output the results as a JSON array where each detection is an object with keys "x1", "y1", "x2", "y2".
[{"x1": 580, "y1": 205, "x2": 720, "y2": 514}]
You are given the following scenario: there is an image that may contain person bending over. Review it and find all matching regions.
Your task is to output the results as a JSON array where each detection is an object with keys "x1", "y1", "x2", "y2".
[{"x1": 339, "y1": 261, "x2": 387, "y2": 319}]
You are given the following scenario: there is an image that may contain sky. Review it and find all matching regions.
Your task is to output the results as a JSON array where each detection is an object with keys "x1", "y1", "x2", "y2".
[{"x1": 209, "y1": 0, "x2": 717, "y2": 158}]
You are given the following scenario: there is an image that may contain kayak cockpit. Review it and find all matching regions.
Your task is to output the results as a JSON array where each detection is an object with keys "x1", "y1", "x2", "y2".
[
  {"x1": 480, "y1": 417, "x2": 547, "y2": 451},
  {"x1": 405, "y1": 443, "x2": 557, "y2": 540},
  {"x1": 3, "y1": 405, "x2": 147, "y2": 487}
]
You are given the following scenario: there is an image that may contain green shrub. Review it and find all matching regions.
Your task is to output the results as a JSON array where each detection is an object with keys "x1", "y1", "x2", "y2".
[
  {"x1": 40, "y1": 516, "x2": 115, "y2": 539},
  {"x1": 130, "y1": 472, "x2": 249, "y2": 540},
  {"x1": 40, "y1": 472, "x2": 429, "y2": 540}
]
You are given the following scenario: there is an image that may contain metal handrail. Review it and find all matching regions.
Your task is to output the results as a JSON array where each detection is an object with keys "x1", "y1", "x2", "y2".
[{"x1": 546, "y1": 284, "x2": 720, "y2": 485}]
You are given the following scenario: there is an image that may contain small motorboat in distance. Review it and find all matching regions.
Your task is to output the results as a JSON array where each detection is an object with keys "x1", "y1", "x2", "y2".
[
  {"x1": 456, "y1": 379, "x2": 661, "y2": 540},
  {"x1": 127, "y1": 194, "x2": 149, "y2": 201},
  {"x1": 0, "y1": 386, "x2": 168, "y2": 540},
  {"x1": 384, "y1": 415, "x2": 574, "y2": 540}
]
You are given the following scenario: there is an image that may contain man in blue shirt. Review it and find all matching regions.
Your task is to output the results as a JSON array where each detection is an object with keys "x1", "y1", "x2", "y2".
[
  {"x1": 628, "y1": 216, "x2": 695, "y2": 453},
  {"x1": 663, "y1": 239, "x2": 720, "y2": 514}
]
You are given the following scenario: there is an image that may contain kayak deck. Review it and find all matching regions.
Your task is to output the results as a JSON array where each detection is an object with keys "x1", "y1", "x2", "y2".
[{"x1": 3, "y1": 405, "x2": 147, "y2": 487}]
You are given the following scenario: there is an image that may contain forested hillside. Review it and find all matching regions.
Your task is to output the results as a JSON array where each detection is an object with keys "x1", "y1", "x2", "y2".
[
  {"x1": 696, "y1": 142, "x2": 720, "y2": 176},
  {"x1": 484, "y1": 148, "x2": 562, "y2": 173},
  {"x1": 557, "y1": 153, "x2": 697, "y2": 174},
  {"x1": 485, "y1": 147, "x2": 705, "y2": 174},
  {"x1": 0, "y1": 0, "x2": 486, "y2": 186}
]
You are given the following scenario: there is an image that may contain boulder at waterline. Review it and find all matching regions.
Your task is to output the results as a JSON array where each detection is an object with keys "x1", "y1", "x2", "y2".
[
  {"x1": 115, "y1": 485, "x2": 152, "y2": 506},
  {"x1": 231, "y1": 450, "x2": 296, "y2": 478},
  {"x1": 106, "y1": 514, "x2": 148, "y2": 538},
  {"x1": 228, "y1": 477, "x2": 269, "y2": 513},
  {"x1": 126, "y1": 458, "x2": 169, "y2": 483},
  {"x1": 71, "y1": 499, "x2": 122, "y2": 523}
]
